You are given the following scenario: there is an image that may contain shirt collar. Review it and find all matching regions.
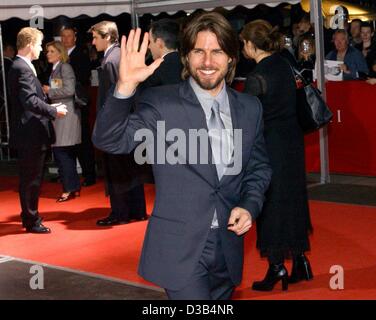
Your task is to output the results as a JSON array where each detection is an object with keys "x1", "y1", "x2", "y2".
[
  {"x1": 67, "y1": 46, "x2": 76, "y2": 56},
  {"x1": 104, "y1": 43, "x2": 116, "y2": 58},
  {"x1": 189, "y1": 76, "x2": 228, "y2": 117},
  {"x1": 161, "y1": 50, "x2": 177, "y2": 59},
  {"x1": 16, "y1": 54, "x2": 35, "y2": 71},
  {"x1": 52, "y1": 61, "x2": 60, "y2": 70}
]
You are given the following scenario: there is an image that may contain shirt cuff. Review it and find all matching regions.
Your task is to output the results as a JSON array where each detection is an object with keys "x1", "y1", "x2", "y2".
[{"x1": 113, "y1": 85, "x2": 136, "y2": 99}]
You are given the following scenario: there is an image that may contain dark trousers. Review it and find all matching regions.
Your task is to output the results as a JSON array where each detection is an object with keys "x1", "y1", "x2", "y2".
[
  {"x1": 165, "y1": 229, "x2": 235, "y2": 300},
  {"x1": 110, "y1": 185, "x2": 147, "y2": 220},
  {"x1": 18, "y1": 146, "x2": 47, "y2": 228},
  {"x1": 76, "y1": 107, "x2": 96, "y2": 182},
  {"x1": 53, "y1": 146, "x2": 80, "y2": 192}
]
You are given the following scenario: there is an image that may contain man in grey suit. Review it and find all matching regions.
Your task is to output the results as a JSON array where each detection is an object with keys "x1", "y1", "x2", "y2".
[{"x1": 93, "y1": 13, "x2": 271, "y2": 299}]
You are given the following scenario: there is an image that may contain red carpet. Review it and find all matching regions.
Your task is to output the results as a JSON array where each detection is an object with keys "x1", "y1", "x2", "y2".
[{"x1": 1, "y1": 176, "x2": 375, "y2": 299}]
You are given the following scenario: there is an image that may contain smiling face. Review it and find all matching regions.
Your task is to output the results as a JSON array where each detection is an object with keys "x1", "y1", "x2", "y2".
[
  {"x1": 187, "y1": 31, "x2": 231, "y2": 96},
  {"x1": 361, "y1": 26, "x2": 374, "y2": 43}
]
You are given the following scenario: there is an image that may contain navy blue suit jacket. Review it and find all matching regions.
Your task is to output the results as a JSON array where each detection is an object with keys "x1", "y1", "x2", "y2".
[{"x1": 92, "y1": 80, "x2": 272, "y2": 290}]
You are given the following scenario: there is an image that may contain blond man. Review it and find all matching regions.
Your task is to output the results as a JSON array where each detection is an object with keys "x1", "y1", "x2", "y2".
[{"x1": 8, "y1": 27, "x2": 67, "y2": 233}]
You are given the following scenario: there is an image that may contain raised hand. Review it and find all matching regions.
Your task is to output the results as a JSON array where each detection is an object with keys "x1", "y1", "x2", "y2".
[{"x1": 117, "y1": 28, "x2": 164, "y2": 96}]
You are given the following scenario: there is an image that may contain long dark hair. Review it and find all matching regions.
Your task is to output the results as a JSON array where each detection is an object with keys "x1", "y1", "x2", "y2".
[
  {"x1": 180, "y1": 12, "x2": 239, "y2": 83},
  {"x1": 240, "y1": 19, "x2": 282, "y2": 53}
]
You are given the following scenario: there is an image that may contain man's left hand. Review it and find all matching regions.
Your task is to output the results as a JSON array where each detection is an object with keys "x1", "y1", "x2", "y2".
[{"x1": 227, "y1": 207, "x2": 252, "y2": 236}]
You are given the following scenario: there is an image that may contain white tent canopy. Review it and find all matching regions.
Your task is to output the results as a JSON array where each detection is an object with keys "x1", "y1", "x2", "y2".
[
  {"x1": 0, "y1": 0, "x2": 301, "y2": 21},
  {"x1": 134, "y1": 0, "x2": 300, "y2": 15},
  {"x1": 0, "y1": 0, "x2": 132, "y2": 21}
]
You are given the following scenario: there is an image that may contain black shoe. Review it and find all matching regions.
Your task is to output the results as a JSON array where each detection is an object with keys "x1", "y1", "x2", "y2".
[
  {"x1": 25, "y1": 223, "x2": 51, "y2": 234},
  {"x1": 252, "y1": 264, "x2": 288, "y2": 291},
  {"x1": 96, "y1": 216, "x2": 129, "y2": 226},
  {"x1": 49, "y1": 175, "x2": 61, "y2": 183},
  {"x1": 289, "y1": 253, "x2": 313, "y2": 284},
  {"x1": 132, "y1": 215, "x2": 148, "y2": 222},
  {"x1": 81, "y1": 179, "x2": 96, "y2": 187},
  {"x1": 56, "y1": 190, "x2": 80, "y2": 202}
]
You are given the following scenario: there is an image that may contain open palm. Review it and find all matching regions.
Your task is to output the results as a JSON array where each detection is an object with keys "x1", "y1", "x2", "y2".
[{"x1": 117, "y1": 28, "x2": 163, "y2": 95}]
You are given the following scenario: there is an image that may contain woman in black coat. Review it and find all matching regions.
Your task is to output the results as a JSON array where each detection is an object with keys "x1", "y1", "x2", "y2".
[{"x1": 240, "y1": 20, "x2": 313, "y2": 291}]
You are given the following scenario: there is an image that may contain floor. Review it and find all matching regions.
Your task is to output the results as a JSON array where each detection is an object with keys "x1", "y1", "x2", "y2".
[{"x1": 1, "y1": 160, "x2": 376, "y2": 300}]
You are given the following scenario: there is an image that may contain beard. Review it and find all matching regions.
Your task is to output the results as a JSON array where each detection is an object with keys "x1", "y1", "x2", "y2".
[{"x1": 189, "y1": 66, "x2": 227, "y2": 91}]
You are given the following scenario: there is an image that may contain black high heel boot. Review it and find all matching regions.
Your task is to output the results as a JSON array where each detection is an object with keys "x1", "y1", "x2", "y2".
[
  {"x1": 289, "y1": 253, "x2": 313, "y2": 284},
  {"x1": 252, "y1": 264, "x2": 289, "y2": 291}
]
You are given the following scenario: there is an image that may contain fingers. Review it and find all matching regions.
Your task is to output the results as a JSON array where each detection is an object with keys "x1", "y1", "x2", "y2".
[
  {"x1": 133, "y1": 28, "x2": 142, "y2": 52},
  {"x1": 120, "y1": 35, "x2": 127, "y2": 57},
  {"x1": 124, "y1": 28, "x2": 144, "y2": 54},
  {"x1": 139, "y1": 32, "x2": 149, "y2": 55},
  {"x1": 149, "y1": 57, "x2": 164, "y2": 73},
  {"x1": 227, "y1": 215, "x2": 249, "y2": 234},
  {"x1": 227, "y1": 209, "x2": 240, "y2": 227},
  {"x1": 227, "y1": 207, "x2": 252, "y2": 236},
  {"x1": 126, "y1": 29, "x2": 135, "y2": 52},
  {"x1": 236, "y1": 220, "x2": 252, "y2": 236}
]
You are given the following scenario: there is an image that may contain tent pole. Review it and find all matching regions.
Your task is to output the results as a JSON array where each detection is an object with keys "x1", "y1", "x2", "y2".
[
  {"x1": 131, "y1": 0, "x2": 139, "y2": 28},
  {"x1": 0, "y1": 24, "x2": 10, "y2": 161},
  {"x1": 310, "y1": 0, "x2": 330, "y2": 184}
]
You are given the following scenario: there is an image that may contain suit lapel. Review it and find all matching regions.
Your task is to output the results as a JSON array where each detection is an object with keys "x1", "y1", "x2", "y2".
[
  {"x1": 55, "y1": 62, "x2": 63, "y2": 75},
  {"x1": 178, "y1": 81, "x2": 218, "y2": 187}
]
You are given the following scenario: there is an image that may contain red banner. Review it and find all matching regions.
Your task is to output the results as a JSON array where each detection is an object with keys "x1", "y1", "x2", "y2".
[{"x1": 305, "y1": 80, "x2": 376, "y2": 176}]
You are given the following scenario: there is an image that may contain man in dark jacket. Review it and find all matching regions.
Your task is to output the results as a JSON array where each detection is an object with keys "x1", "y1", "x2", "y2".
[
  {"x1": 90, "y1": 21, "x2": 148, "y2": 226},
  {"x1": 141, "y1": 19, "x2": 183, "y2": 89},
  {"x1": 8, "y1": 27, "x2": 67, "y2": 233}
]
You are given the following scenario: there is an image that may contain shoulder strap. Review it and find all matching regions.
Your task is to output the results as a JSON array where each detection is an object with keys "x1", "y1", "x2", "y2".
[{"x1": 291, "y1": 65, "x2": 310, "y2": 86}]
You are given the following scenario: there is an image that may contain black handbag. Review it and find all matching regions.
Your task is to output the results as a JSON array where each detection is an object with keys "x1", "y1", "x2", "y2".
[{"x1": 292, "y1": 66, "x2": 333, "y2": 133}]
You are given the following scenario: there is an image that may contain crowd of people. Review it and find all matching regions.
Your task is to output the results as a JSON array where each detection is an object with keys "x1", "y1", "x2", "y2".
[
  {"x1": 283, "y1": 10, "x2": 376, "y2": 83},
  {"x1": 5, "y1": 7, "x2": 376, "y2": 300}
]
